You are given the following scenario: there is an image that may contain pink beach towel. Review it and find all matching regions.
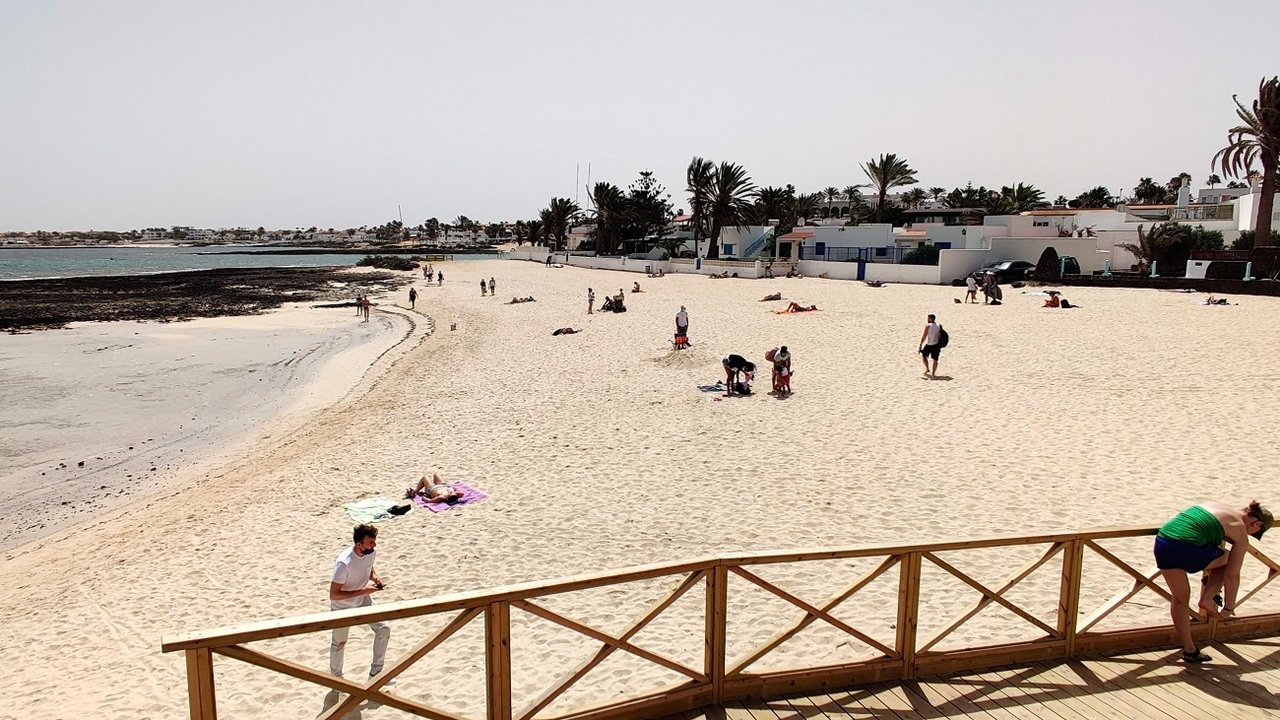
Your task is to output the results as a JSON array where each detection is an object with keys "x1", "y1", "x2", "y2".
[{"x1": 411, "y1": 482, "x2": 487, "y2": 512}]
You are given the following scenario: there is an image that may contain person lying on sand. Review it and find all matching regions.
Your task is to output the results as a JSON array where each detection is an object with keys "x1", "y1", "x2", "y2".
[
  {"x1": 507, "y1": 296, "x2": 536, "y2": 304},
  {"x1": 551, "y1": 327, "x2": 580, "y2": 335},
  {"x1": 777, "y1": 302, "x2": 819, "y2": 313},
  {"x1": 1202, "y1": 295, "x2": 1232, "y2": 305},
  {"x1": 632, "y1": 282, "x2": 643, "y2": 293},
  {"x1": 406, "y1": 472, "x2": 463, "y2": 504},
  {"x1": 865, "y1": 280, "x2": 886, "y2": 288},
  {"x1": 759, "y1": 292, "x2": 782, "y2": 302},
  {"x1": 708, "y1": 272, "x2": 728, "y2": 279}
]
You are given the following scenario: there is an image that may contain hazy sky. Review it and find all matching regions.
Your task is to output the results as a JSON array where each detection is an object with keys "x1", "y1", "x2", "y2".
[{"x1": 2, "y1": 1, "x2": 1278, "y2": 231}]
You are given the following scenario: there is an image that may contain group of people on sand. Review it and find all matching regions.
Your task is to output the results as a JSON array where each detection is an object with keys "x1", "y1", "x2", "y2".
[
  {"x1": 761, "y1": 263, "x2": 803, "y2": 279},
  {"x1": 758, "y1": 293, "x2": 818, "y2": 313},
  {"x1": 479, "y1": 277, "x2": 496, "y2": 296},
  {"x1": 720, "y1": 346, "x2": 793, "y2": 397},
  {"x1": 962, "y1": 273, "x2": 1003, "y2": 305},
  {"x1": 354, "y1": 295, "x2": 372, "y2": 322},
  {"x1": 597, "y1": 288, "x2": 627, "y2": 313}
]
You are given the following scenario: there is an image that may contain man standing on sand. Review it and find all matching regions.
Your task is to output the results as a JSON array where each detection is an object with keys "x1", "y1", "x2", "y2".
[
  {"x1": 408, "y1": 287, "x2": 417, "y2": 309},
  {"x1": 488, "y1": 277, "x2": 495, "y2": 295},
  {"x1": 355, "y1": 295, "x2": 363, "y2": 316},
  {"x1": 918, "y1": 313, "x2": 942, "y2": 377},
  {"x1": 480, "y1": 278, "x2": 487, "y2": 297},
  {"x1": 361, "y1": 296, "x2": 372, "y2": 322},
  {"x1": 329, "y1": 524, "x2": 390, "y2": 679},
  {"x1": 587, "y1": 288, "x2": 595, "y2": 314},
  {"x1": 675, "y1": 305, "x2": 689, "y2": 338}
]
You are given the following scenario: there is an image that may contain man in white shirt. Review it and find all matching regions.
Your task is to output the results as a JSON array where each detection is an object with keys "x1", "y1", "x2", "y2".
[
  {"x1": 675, "y1": 306, "x2": 689, "y2": 337},
  {"x1": 329, "y1": 524, "x2": 390, "y2": 678},
  {"x1": 918, "y1": 313, "x2": 942, "y2": 378}
]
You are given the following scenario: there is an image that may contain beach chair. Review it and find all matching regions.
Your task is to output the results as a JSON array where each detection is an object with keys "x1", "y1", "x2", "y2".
[{"x1": 672, "y1": 333, "x2": 690, "y2": 350}]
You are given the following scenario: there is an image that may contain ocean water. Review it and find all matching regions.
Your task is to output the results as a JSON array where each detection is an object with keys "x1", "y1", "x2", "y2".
[{"x1": 0, "y1": 246, "x2": 495, "y2": 280}]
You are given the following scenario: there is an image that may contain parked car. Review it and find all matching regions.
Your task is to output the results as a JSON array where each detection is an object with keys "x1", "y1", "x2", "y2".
[
  {"x1": 1060, "y1": 255, "x2": 1081, "y2": 275},
  {"x1": 972, "y1": 260, "x2": 1036, "y2": 283}
]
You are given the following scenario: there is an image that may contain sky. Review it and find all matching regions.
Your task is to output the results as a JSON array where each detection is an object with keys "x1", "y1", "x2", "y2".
[{"x1": 2, "y1": 0, "x2": 1278, "y2": 231}]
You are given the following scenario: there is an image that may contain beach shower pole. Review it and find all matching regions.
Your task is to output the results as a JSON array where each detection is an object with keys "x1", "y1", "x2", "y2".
[
  {"x1": 1150, "y1": 261, "x2": 1158, "y2": 278},
  {"x1": 1102, "y1": 259, "x2": 1111, "y2": 277},
  {"x1": 1245, "y1": 261, "x2": 1255, "y2": 280}
]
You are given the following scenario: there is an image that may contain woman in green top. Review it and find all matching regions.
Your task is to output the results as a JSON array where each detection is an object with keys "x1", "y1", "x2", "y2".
[{"x1": 1154, "y1": 500, "x2": 1272, "y2": 663}]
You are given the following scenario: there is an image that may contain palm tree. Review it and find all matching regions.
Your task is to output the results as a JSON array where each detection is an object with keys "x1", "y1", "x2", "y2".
[
  {"x1": 588, "y1": 182, "x2": 627, "y2": 255},
  {"x1": 842, "y1": 185, "x2": 867, "y2": 224},
  {"x1": 901, "y1": 188, "x2": 928, "y2": 209},
  {"x1": 543, "y1": 197, "x2": 581, "y2": 251},
  {"x1": 1213, "y1": 76, "x2": 1280, "y2": 245},
  {"x1": 1207, "y1": 174, "x2": 1222, "y2": 188},
  {"x1": 525, "y1": 219, "x2": 545, "y2": 246},
  {"x1": 823, "y1": 186, "x2": 840, "y2": 219},
  {"x1": 793, "y1": 192, "x2": 822, "y2": 226},
  {"x1": 704, "y1": 161, "x2": 756, "y2": 260},
  {"x1": 1117, "y1": 223, "x2": 1188, "y2": 273},
  {"x1": 929, "y1": 187, "x2": 947, "y2": 203},
  {"x1": 998, "y1": 183, "x2": 1048, "y2": 212},
  {"x1": 861, "y1": 153, "x2": 919, "y2": 223},
  {"x1": 686, "y1": 157, "x2": 715, "y2": 259},
  {"x1": 752, "y1": 186, "x2": 791, "y2": 225}
]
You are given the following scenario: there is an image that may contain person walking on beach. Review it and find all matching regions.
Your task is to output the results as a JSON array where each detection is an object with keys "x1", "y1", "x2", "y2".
[
  {"x1": 408, "y1": 287, "x2": 417, "y2": 309},
  {"x1": 918, "y1": 313, "x2": 942, "y2": 377},
  {"x1": 965, "y1": 275, "x2": 978, "y2": 303},
  {"x1": 355, "y1": 295, "x2": 364, "y2": 316},
  {"x1": 480, "y1": 278, "x2": 487, "y2": 297},
  {"x1": 587, "y1": 288, "x2": 595, "y2": 314},
  {"x1": 488, "y1": 277, "x2": 495, "y2": 295},
  {"x1": 1154, "y1": 501, "x2": 1272, "y2": 663},
  {"x1": 437, "y1": 271, "x2": 443, "y2": 286},
  {"x1": 361, "y1": 296, "x2": 372, "y2": 322},
  {"x1": 329, "y1": 524, "x2": 390, "y2": 679},
  {"x1": 546, "y1": 254, "x2": 553, "y2": 267}
]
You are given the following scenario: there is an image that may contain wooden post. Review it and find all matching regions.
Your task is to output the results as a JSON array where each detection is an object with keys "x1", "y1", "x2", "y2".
[
  {"x1": 896, "y1": 552, "x2": 921, "y2": 679},
  {"x1": 705, "y1": 564, "x2": 728, "y2": 703},
  {"x1": 486, "y1": 602, "x2": 512, "y2": 720},
  {"x1": 1058, "y1": 539, "x2": 1084, "y2": 658},
  {"x1": 185, "y1": 647, "x2": 217, "y2": 720}
]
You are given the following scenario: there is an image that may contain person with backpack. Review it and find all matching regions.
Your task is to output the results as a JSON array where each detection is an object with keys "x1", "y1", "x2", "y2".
[{"x1": 918, "y1": 313, "x2": 948, "y2": 378}]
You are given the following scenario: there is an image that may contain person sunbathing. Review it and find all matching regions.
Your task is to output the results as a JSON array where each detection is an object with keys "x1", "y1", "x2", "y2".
[
  {"x1": 1043, "y1": 291, "x2": 1061, "y2": 308},
  {"x1": 778, "y1": 302, "x2": 819, "y2": 313},
  {"x1": 507, "y1": 296, "x2": 536, "y2": 304},
  {"x1": 406, "y1": 472, "x2": 462, "y2": 504},
  {"x1": 708, "y1": 272, "x2": 728, "y2": 279},
  {"x1": 551, "y1": 327, "x2": 580, "y2": 335},
  {"x1": 632, "y1": 282, "x2": 643, "y2": 293},
  {"x1": 759, "y1": 292, "x2": 782, "y2": 302}
]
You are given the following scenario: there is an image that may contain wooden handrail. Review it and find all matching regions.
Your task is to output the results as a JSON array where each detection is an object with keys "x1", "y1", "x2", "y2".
[{"x1": 161, "y1": 523, "x2": 1280, "y2": 720}]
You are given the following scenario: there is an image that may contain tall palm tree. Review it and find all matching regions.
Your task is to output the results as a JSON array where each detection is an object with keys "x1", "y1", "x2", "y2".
[
  {"x1": 861, "y1": 153, "x2": 919, "y2": 223},
  {"x1": 793, "y1": 192, "x2": 822, "y2": 226},
  {"x1": 1213, "y1": 76, "x2": 1280, "y2": 245},
  {"x1": 686, "y1": 157, "x2": 715, "y2": 259},
  {"x1": 901, "y1": 188, "x2": 928, "y2": 209},
  {"x1": 542, "y1": 198, "x2": 580, "y2": 251},
  {"x1": 824, "y1": 186, "x2": 840, "y2": 219},
  {"x1": 1207, "y1": 174, "x2": 1222, "y2": 188},
  {"x1": 842, "y1": 185, "x2": 867, "y2": 224},
  {"x1": 704, "y1": 161, "x2": 756, "y2": 260},
  {"x1": 588, "y1": 182, "x2": 627, "y2": 255},
  {"x1": 525, "y1": 219, "x2": 545, "y2": 246},
  {"x1": 929, "y1": 187, "x2": 947, "y2": 203}
]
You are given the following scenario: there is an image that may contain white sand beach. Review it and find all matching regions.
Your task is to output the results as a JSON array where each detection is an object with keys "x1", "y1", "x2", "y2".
[{"x1": 1, "y1": 259, "x2": 1278, "y2": 719}]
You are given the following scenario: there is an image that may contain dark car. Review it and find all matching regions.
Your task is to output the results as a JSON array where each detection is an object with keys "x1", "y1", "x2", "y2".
[{"x1": 973, "y1": 260, "x2": 1036, "y2": 283}]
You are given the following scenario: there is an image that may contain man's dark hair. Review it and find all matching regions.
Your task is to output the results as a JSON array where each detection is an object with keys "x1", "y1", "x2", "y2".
[
  {"x1": 353, "y1": 524, "x2": 378, "y2": 544},
  {"x1": 927, "y1": 314, "x2": 936, "y2": 322}
]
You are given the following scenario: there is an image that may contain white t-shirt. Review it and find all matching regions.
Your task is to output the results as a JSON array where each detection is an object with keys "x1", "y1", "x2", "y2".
[
  {"x1": 965, "y1": 276, "x2": 977, "y2": 291},
  {"x1": 331, "y1": 546, "x2": 376, "y2": 610},
  {"x1": 924, "y1": 322, "x2": 941, "y2": 346},
  {"x1": 676, "y1": 310, "x2": 688, "y2": 327}
]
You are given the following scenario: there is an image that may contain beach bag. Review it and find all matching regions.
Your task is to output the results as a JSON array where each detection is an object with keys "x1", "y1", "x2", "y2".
[{"x1": 938, "y1": 326, "x2": 950, "y2": 348}]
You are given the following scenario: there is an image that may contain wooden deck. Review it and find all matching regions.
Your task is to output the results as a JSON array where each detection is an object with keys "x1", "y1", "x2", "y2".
[{"x1": 670, "y1": 638, "x2": 1280, "y2": 720}]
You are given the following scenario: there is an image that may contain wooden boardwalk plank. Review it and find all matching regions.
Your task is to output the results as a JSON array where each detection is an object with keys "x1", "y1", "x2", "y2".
[{"x1": 663, "y1": 639, "x2": 1280, "y2": 720}]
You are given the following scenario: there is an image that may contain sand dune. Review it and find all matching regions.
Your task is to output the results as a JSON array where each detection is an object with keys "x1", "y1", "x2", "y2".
[{"x1": 1, "y1": 260, "x2": 1277, "y2": 719}]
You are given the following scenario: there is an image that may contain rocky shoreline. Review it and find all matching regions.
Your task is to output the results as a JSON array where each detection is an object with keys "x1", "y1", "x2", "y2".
[{"x1": 0, "y1": 266, "x2": 408, "y2": 331}]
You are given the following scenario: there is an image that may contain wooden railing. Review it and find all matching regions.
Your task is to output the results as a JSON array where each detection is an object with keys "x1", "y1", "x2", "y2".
[{"x1": 161, "y1": 525, "x2": 1280, "y2": 720}]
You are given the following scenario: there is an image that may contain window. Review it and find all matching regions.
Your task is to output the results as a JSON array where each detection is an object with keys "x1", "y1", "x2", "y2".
[{"x1": 1033, "y1": 220, "x2": 1050, "y2": 227}]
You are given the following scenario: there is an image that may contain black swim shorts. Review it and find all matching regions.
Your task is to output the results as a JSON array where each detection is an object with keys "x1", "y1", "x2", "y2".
[
  {"x1": 920, "y1": 344, "x2": 941, "y2": 360},
  {"x1": 1154, "y1": 536, "x2": 1225, "y2": 573}
]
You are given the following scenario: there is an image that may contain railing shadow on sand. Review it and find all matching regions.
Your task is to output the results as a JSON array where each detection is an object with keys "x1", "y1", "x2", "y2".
[{"x1": 161, "y1": 525, "x2": 1280, "y2": 720}]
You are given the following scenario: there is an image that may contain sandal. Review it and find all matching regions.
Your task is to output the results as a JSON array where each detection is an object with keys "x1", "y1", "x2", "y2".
[{"x1": 1182, "y1": 648, "x2": 1212, "y2": 664}]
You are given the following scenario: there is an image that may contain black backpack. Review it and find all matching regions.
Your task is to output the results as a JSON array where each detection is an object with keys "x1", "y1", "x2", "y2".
[{"x1": 938, "y1": 325, "x2": 950, "y2": 348}]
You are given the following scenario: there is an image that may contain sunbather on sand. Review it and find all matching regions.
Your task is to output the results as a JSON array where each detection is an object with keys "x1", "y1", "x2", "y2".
[
  {"x1": 551, "y1": 327, "x2": 580, "y2": 335},
  {"x1": 759, "y1": 292, "x2": 782, "y2": 302},
  {"x1": 507, "y1": 296, "x2": 536, "y2": 304},
  {"x1": 632, "y1": 282, "x2": 643, "y2": 293},
  {"x1": 777, "y1": 302, "x2": 819, "y2": 313},
  {"x1": 406, "y1": 472, "x2": 462, "y2": 503}
]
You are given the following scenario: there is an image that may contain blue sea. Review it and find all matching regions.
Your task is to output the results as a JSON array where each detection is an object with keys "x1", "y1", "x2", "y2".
[{"x1": 0, "y1": 246, "x2": 495, "y2": 281}]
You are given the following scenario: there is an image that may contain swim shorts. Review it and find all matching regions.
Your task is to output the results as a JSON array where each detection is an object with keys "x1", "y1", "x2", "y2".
[
  {"x1": 1154, "y1": 535, "x2": 1225, "y2": 572},
  {"x1": 921, "y1": 344, "x2": 941, "y2": 360}
]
